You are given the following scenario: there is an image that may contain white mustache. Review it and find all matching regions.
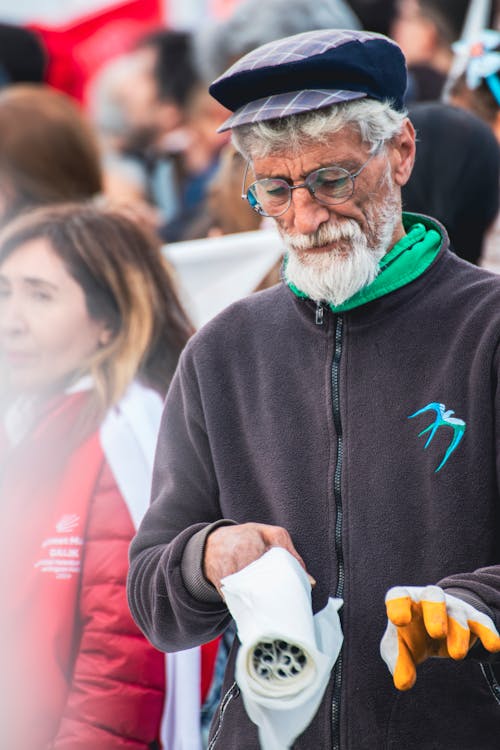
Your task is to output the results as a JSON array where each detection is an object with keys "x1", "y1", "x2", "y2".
[{"x1": 280, "y1": 220, "x2": 363, "y2": 252}]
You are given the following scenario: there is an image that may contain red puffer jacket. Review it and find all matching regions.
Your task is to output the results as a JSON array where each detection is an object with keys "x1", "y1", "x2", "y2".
[
  {"x1": 0, "y1": 390, "x2": 166, "y2": 749},
  {"x1": 0, "y1": 386, "x2": 221, "y2": 749}
]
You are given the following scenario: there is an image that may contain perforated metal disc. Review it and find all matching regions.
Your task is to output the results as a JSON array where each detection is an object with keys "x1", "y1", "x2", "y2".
[{"x1": 251, "y1": 639, "x2": 308, "y2": 683}]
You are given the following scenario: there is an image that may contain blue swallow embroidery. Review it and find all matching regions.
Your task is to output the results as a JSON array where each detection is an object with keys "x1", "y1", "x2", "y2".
[{"x1": 408, "y1": 402, "x2": 466, "y2": 473}]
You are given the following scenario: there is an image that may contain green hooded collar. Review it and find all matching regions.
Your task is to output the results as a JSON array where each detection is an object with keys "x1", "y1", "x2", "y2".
[{"x1": 287, "y1": 213, "x2": 444, "y2": 312}]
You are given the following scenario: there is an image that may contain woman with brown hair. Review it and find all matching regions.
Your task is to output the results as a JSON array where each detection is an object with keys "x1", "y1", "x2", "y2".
[
  {"x1": 0, "y1": 85, "x2": 102, "y2": 221},
  {"x1": 0, "y1": 202, "x2": 201, "y2": 749}
]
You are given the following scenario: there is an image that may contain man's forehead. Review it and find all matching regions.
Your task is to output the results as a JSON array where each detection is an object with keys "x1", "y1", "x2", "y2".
[
  {"x1": 252, "y1": 127, "x2": 367, "y2": 169},
  {"x1": 252, "y1": 132, "x2": 370, "y2": 176}
]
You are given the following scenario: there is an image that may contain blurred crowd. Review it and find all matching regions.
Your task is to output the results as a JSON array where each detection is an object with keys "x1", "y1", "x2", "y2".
[
  {"x1": 0, "y1": 0, "x2": 499, "y2": 748},
  {"x1": 0, "y1": 1, "x2": 498, "y2": 256}
]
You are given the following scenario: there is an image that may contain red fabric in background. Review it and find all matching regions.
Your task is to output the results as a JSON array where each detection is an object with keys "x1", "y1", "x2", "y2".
[
  {"x1": 201, "y1": 636, "x2": 221, "y2": 702},
  {"x1": 28, "y1": 0, "x2": 164, "y2": 104}
]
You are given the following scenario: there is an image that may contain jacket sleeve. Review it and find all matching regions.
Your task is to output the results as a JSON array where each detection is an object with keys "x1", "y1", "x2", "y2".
[
  {"x1": 437, "y1": 340, "x2": 500, "y2": 659},
  {"x1": 53, "y1": 463, "x2": 165, "y2": 750},
  {"x1": 128, "y1": 344, "x2": 233, "y2": 653}
]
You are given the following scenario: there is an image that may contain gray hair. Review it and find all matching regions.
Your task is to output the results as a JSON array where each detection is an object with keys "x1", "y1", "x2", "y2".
[
  {"x1": 231, "y1": 99, "x2": 408, "y2": 160},
  {"x1": 194, "y1": 0, "x2": 361, "y2": 83}
]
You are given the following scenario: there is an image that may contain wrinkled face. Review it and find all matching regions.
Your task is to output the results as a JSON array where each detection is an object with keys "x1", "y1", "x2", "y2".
[
  {"x1": 250, "y1": 124, "x2": 411, "y2": 305},
  {"x1": 0, "y1": 238, "x2": 110, "y2": 395}
]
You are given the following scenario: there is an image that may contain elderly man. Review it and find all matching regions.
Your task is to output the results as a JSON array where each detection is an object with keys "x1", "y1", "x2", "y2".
[{"x1": 128, "y1": 30, "x2": 500, "y2": 749}]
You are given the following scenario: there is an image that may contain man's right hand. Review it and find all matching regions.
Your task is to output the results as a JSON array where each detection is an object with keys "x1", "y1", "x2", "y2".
[{"x1": 203, "y1": 522, "x2": 313, "y2": 596}]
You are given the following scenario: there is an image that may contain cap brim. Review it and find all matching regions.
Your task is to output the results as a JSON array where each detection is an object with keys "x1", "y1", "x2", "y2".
[{"x1": 217, "y1": 88, "x2": 367, "y2": 132}]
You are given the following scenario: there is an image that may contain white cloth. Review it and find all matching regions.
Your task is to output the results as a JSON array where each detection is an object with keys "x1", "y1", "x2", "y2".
[
  {"x1": 221, "y1": 547, "x2": 343, "y2": 750},
  {"x1": 162, "y1": 647, "x2": 203, "y2": 750},
  {"x1": 163, "y1": 228, "x2": 285, "y2": 327},
  {"x1": 100, "y1": 381, "x2": 163, "y2": 530},
  {"x1": 100, "y1": 382, "x2": 203, "y2": 750}
]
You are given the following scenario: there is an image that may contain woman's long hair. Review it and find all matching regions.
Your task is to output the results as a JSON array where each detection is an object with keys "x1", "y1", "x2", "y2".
[{"x1": 0, "y1": 202, "x2": 194, "y2": 431}]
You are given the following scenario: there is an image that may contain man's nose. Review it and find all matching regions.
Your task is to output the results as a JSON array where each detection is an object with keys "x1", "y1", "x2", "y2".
[{"x1": 288, "y1": 187, "x2": 331, "y2": 235}]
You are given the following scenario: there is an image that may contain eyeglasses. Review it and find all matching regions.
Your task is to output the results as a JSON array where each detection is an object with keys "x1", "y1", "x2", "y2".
[{"x1": 241, "y1": 144, "x2": 382, "y2": 218}]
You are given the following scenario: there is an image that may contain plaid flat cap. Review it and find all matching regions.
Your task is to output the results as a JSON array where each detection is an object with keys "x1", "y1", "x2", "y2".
[{"x1": 210, "y1": 29, "x2": 407, "y2": 132}]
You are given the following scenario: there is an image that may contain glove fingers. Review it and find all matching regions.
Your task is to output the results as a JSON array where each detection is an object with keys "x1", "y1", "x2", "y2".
[
  {"x1": 446, "y1": 616, "x2": 471, "y2": 659},
  {"x1": 386, "y1": 595, "x2": 412, "y2": 626},
  {"x1": 393, "y1": 632, "x2": 417, "y2": 691},
  {"x1": 421, "y1": 598, "x2": 448, "y2": 640},
  {"x1": 468, "y1": 620, "x2": 500, "y2": 653}
]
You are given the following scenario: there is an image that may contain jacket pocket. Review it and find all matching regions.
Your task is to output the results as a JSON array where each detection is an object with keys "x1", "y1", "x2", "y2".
[
  {"x1": 480, "y1": 662, "x2": 500, "y2": 707},
  {"x1": 207, "y1": 682, "x2": 240, "y2": 750}
]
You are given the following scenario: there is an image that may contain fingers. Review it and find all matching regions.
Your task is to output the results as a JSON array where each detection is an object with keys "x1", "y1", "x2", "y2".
[
  {"x1": 260, "y1": 525, "x2": 316, "y2": 586},
  {"x1": 468, "y1": 619, "x2": 500, "y2": 653},
  {"x1": 203, "y1": 522, "x2": 313, "y2": 594},
  {"x1": 203, "y1": 524, "x2": 268, "y2": 593},
  {"x1": 393, "y1": 633, "x2": 417, "y2": 691},
  {"x1": 446, "y1": 615, "x2": 470, "y2": 659},
  {"x1": 421, "y1": 593, "x2": 448, "y2": 640},
  {"x1": 383, "y1": 586, "x2": 500, "y2": 690},
  {"x1": 385, "y1": 587, "x2": 413, "y2": 626},
  {"x1": 261, "y1": 525, "x2": 305, "y2": 566},
  {"x1": 386, "y1": 586, "x2": 448, "y2": 638}
]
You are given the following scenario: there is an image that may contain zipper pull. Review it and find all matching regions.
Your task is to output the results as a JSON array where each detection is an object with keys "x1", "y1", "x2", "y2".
[{"x1": 315, "y1": 302, "x2": 324, "y2": 326}]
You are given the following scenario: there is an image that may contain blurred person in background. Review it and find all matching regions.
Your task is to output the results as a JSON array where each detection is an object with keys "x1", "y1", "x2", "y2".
[
  {"x1": 123, "y1": 29, "x2": 201, "y2": 156},
  {"x1": 346, "y1": 0, "x2": 397, "y2": 35},
  {"x1": 0, "y1": 203, "x2": 197, "y2": 750},
  {"x1": 89, "y1": 28, "x2": 228, "y2": 243},
  {"x1": 448, "y1": 29, "x2": 500, "y2": 269},
  {"x1": 158, "y1": 74, "x2": 230, "y2": 243},
  {"x1": 390, "y1": 0, "x2": 495, "y2": 101},
  {"x1": 135, "y1": 29, "x2": 230, "y2": 243},
  {"x1": 449, "y1": 29, "x2": 500, "y2": 139},
  {"x1": 202, "y1": 144, "x2": 262, "y2": 238},
  {"x1": 87, "y1": 52, "x2": 159, "y2": 210},
  {"x1": 402, "y1": 101, "x2": 500, "y2": 264},
  {"x1": 0, "y1": 23, "x2": 47, "y2": 87},
  {"x1": 0, "y1": 85, "x2": 102, "y2": 224},
  {"x1": 194, "y1": 0, "x2": 361, "y2": 83}
]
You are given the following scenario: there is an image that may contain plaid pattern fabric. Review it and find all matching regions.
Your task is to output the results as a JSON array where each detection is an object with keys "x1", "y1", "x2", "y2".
[
  {"x1": 210, "y1": 28, "x2": 407, "y2": 130},
  {"x1": 220, "y1": 89, "x2": 366, "y2": 131},
  {"x1": 221, "y1": 29, "x2": 387, "y2": 76}
]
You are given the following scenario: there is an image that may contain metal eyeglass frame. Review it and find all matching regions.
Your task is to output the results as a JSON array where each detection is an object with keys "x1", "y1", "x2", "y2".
[{"x1": 240, "y1": 142, "x2": 383, "y2": 218}]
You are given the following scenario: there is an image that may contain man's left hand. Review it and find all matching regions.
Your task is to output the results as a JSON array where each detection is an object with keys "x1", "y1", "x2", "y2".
[{"x1": 380, "y1": 585, "x2": 500, "y2": 690}]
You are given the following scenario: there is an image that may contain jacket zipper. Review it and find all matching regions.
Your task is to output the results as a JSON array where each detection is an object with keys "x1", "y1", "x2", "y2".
[
  {"x1": 207, "y1": 682, "x2": 239, "y2": 750},
  {"x1": 331, "y1": 314, "x2": 345, "y2": 750}
]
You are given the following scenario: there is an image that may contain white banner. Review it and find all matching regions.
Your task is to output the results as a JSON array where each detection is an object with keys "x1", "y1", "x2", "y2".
[{"x1": 163, "y1": 228, "x2": 285, "y2": 328}]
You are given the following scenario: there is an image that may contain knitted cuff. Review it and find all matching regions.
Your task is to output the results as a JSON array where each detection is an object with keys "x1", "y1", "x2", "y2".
[{"x1": 181, "y1": 519, "x2": 237, "y2": 603}]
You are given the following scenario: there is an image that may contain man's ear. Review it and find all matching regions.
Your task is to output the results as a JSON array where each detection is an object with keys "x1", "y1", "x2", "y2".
[{"x1": 390, "y1": 118, "x2": 416, "y2": 187}]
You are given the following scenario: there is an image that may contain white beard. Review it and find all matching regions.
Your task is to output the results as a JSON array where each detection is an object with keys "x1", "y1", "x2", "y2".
[{"x1": 282, "y1": 187, "x2": 400, "y2": 307}]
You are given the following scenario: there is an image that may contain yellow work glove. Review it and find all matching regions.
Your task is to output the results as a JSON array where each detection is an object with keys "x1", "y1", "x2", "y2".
[{"x1": 380, "y1": 585, "x2": 500, "y2": 690}]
